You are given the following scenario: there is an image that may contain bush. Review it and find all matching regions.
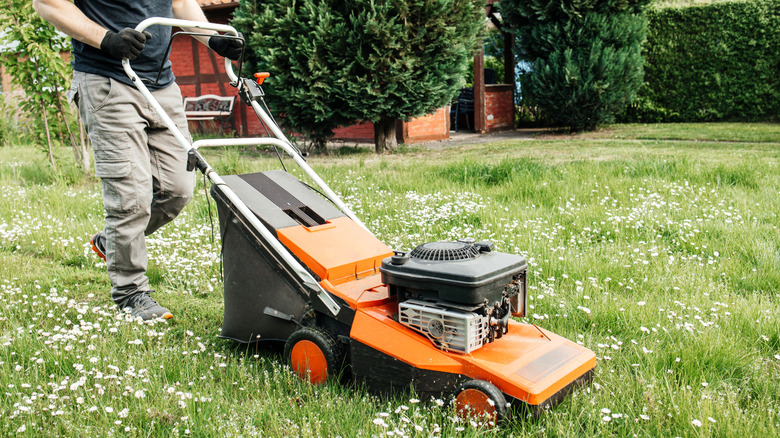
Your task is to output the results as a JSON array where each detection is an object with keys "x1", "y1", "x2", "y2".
[
  {"x1": 628, "y1": 0, "x2": 780, "y2": 122},
  {"x1": 501, "y1": 0, "x2": 650, "y2": 131},
  {"x1": 0, "y1": 94, "x2": 24, "y2": 146},
  {"x1": 233, "y1": 0, "x2": 483, "y2": 152}
]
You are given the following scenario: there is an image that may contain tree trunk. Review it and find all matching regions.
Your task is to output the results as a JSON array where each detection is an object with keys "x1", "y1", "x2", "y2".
[
  {"x1": 40, "y1": 99, "x2": 56, "y2": 171},
  {"x1": 312, "y1": 137, "x2": 329, "y2": 155},
  {"x1": 373, "y1": 117, "x2": 397, "y2": 153}
]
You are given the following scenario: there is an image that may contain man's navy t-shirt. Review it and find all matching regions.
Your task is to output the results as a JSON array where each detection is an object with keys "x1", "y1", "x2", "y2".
[{"x1": 73, "y1": 0, "x2": 175, "y2": 90}]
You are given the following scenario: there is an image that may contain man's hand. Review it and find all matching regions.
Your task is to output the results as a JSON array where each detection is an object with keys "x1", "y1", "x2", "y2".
[
  {"x1": 100, "y1": 28, "x2": 153, "y2": 60},
  {"x1": 208, "y1": 35, "x2": 243, "y2": 61}
]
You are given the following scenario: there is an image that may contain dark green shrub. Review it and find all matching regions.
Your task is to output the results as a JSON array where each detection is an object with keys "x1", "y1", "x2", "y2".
[
  {"x1": 501, "y1": 0, "x2": 650, "y2": 131},
  {"x1": 233, "y1": 0, "x2": 483, "y2": 152}
]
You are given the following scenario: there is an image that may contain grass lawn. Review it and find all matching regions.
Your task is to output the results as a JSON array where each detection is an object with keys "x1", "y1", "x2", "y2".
[
  {"x1": 0, "y1": 123, "x2": 778, "y2": 437},
  {"x1": 584, "y1": 122, "x2": 780, "y2": 143}
]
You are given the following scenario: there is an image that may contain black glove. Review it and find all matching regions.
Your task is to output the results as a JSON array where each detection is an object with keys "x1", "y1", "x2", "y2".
[
  {"x1": 100, "y1": 28, "x2": 153, "y2": 60},
  {"x1": 208, "y1": 35, "x2": 243, "y2": 61}
]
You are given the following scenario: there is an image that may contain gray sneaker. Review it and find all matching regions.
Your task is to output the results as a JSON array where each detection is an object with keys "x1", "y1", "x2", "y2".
[{"x1": 116, "y1": 291, "x2": 173, "y2": 321}]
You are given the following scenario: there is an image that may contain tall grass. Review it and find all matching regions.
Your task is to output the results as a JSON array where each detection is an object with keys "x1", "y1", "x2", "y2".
[{"x1": 1, "y1": 125, "x2": 779, "y2": 436}]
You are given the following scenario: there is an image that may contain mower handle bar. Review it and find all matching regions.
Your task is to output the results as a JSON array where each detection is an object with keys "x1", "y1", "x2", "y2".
[
  {"x1": 191, "y1": 135, "x2": 368, "y2": 232},
  {"x1": 125, "y1": 17, "x2": 239, "y2": 82}
]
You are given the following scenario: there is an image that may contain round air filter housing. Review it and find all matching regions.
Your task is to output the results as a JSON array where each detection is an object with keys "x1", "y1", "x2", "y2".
[{"x1": 409, "y1": 241, "x2": 480, "y2": 261}]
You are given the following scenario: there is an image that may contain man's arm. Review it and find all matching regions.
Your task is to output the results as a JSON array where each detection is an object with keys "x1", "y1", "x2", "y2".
[
  {"x1": 34, "y1": 0, "x2": 208, "y2": 46},
  {"x1": 33, "y1": 0, "x2": 152, "y2": 60},
  {"x1": 172, "y1": 0, "x2": 215, "y2": 43},
  {"x1": 172, "y1": 0, "x2": 243, "y2": 60},
  {"x1": 32, "y1": 0, "x2": 107, "y2": 49}
]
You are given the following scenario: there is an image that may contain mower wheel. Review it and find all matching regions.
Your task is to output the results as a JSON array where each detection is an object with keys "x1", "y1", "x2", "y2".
[
  {"x1": 454, "y1": 379, "x2": 508, "y2": 423},
  {"x1": 284, "y1": 327, "x2": 343, "y2": 385}
]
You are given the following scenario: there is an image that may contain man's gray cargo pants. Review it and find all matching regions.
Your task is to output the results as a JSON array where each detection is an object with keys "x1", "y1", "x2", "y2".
[{"x1": 72, "y1": 72, "x2": 194, "y2": 302}]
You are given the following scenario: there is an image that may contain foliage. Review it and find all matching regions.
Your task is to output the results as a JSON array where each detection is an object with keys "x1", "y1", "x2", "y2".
[
  {"x1": 233, "y1": 0, "x2": 483, "y2": 152},
  {"x1": 625, "y1": 0, "x2": 780, "y2": 123},
  {"x1": 501, "y1": 0, "x2": 650, "y2": 131},
  {"x1": 0, "y1": 94, "x2": 26, "y2": 146},
  {"x1": 0, "y1": 0, "x2": 86, "y2": 168},
  {"x1": 483, "y1": 29, "x2": 506, "y2": 85}
]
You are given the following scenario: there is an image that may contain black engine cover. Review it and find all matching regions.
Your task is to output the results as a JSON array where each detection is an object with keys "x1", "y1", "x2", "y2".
[{"x1": 380, "y1": 240, "x2": 527, "y2": 306}]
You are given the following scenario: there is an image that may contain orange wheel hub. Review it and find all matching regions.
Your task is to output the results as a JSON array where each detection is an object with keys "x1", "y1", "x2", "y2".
[
  {"x1": 455, "y1": 388, "x2": 497, "y2": 420},
  {"x1": 290, "y1": 340, "x2": 328, "y2": 385}
]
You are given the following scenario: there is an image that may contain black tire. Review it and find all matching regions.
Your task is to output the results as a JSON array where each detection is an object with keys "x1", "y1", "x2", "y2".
[
  {"x1": 454, "y1": 379, "x2": 509, "y2": 423},
  {"x1": 284, "y1": 327, "x2": 343, "y2": 385}
]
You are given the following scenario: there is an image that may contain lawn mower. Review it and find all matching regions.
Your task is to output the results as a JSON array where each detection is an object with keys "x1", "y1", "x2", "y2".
[{"x1": 127, "y1": 18, "x2": 595, "y2": 421}]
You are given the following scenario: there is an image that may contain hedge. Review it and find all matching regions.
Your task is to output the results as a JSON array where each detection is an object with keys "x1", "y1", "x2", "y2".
[{"x1": 626, "y1": 0, "x2": 779, "y2": 122}]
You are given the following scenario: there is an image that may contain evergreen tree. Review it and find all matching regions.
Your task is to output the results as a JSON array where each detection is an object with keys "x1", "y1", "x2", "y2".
[
  {"x1": 500, "y1": 0, "x2": 650, "y2": 131},
  {"x1": 233, "y1": 0, "x2": 483, "y2": 152}
]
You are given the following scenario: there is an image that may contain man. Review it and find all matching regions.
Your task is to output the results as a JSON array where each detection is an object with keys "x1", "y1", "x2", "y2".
[{"x1": 33, "y1": 0, "x2": 242, "y2": 320}]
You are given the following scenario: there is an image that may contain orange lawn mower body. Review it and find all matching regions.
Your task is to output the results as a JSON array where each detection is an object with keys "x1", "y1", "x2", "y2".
[{"x1": 210, "y1": 171, "x2": 595, "y2": 419}]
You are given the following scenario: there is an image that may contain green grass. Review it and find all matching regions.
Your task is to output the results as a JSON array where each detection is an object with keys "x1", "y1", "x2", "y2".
[
  {"x1": 584, "y1": 122, "x2": 780, "y2": 143},
  {"x1": 651, "y1": 0, "x2": 753, "y2": 10},
  {"x1": 1, "y1": 123, "x2": 779, "y2": 436}
]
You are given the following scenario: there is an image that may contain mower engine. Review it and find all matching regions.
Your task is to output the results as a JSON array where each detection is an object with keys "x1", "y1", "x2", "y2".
[{"x1": 380, "y1": 239, "x2": 527, "y2": 354}]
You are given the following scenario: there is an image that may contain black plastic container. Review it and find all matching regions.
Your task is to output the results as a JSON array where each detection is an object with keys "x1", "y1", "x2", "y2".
[{"x1": 210, "y1": 170, "x2": 345, "y2": 343}]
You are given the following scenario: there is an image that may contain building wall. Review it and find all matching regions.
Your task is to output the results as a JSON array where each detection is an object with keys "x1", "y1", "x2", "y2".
[
  {"x1": 402, "y1": 107, "x2": 450, "y2": 143},
  {"x1": 331, "y1": 107, "x2": 451, "y2": 145},
  {"x1": 168, "y1": 8, "x2": 252, "y2": 136},
  {"x1": 333, "y1": 122, "x2": 374, "y2": 142},
  {"x1": 1, "y1": 65, "x2": 11, "y2": 95},
  {"x1": 485, "y1": 85, "x2": 514, "y2": 132},
  {"x1": 170, "y1": 34, "x2": 243, "y2": 134}
]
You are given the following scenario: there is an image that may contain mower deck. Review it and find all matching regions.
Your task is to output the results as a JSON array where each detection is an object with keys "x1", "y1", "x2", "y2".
[
  {"x1": 263, "y1": 186, "x2": 596, "y2": 408},
  {"x1": 345, "y1": 285, "x2": 595, "y2": 406}
]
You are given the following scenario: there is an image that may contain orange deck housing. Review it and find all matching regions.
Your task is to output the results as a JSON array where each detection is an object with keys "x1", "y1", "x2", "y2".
[{"x1": 348, "y1": 298, "x2": 595, "y2": 405}]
